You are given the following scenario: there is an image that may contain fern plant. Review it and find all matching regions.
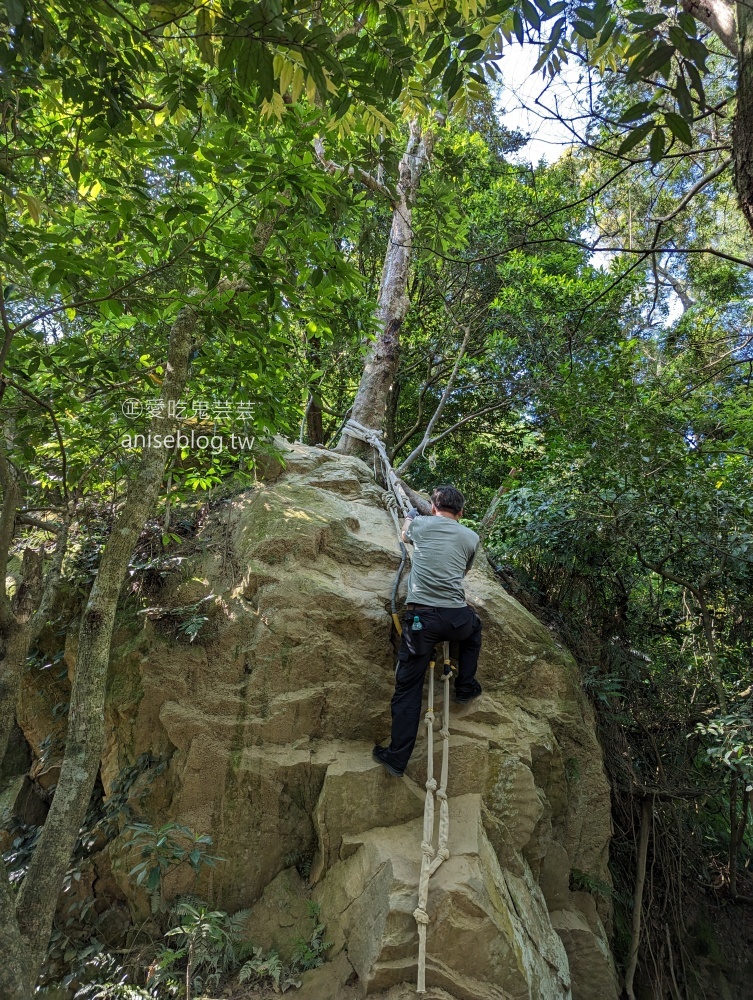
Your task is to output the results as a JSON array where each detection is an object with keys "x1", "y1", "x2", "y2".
[
  {"x1": 290, "y1": 902, "x2": 332, "y2": 972},
  {"x1": 238, "y1": 948, "x2": 301, "y2": 994},
  {"x1": 163, "y1": 901, "x2": 254, "y2": 1000}
]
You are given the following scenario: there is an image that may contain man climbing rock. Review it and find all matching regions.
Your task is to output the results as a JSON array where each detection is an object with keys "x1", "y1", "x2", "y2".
[{"x1": 373, "y1": 485, "x2": 482, "y2": 777}]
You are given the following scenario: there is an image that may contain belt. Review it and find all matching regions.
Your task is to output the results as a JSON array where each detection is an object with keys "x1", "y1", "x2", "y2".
[{"x1": 405, "y1": 603, "x2": 438, "y2": 612}]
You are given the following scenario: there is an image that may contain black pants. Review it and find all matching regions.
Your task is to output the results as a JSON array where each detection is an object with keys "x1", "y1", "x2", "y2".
[{"x1": 382, "y1": 605, "x2": 482, "y2": 772}]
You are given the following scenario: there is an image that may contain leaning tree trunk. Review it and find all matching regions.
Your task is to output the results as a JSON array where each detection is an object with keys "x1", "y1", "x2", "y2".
[
  {"x1": 2, "y1": 304, "x2": 200, "y2": 996},
  {"x1": 337, "y1": 120, "x2": 432, "y2": 457},
  {"x1": 735, "y1": 0, "x2": 753, "y2": 230}
]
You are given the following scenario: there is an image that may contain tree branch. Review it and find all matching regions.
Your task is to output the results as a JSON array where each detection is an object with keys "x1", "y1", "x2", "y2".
[
  {"x1": 652, "y1": 157, "x2": 732, "y2": 225},
  {"x1": 682, "y1": 0, "x2": 738, "y2": 56},
  {"x1": 395, "y1": 323, "x2": 471, "y2": 476},
  {"x1": 656, "y1": 264, "x2": 695, "y2": 311},
  {"x1": 313, "y1": 137, "x2": 397, "y2": 205},
  {"x1": 399, "y1": 400, "x2": 511, "y2": 458},
  {"x1": 4, "y1": 378, "x2": 69, "y2": 501},
  {"x1": 16, "y1": 514, "x2": 61, "y2": 533}
]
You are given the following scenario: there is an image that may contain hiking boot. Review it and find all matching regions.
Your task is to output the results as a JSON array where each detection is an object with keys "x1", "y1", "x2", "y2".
[
  {"x1": 452, "y1": 683, "x2": 482, "y2": 705},
  {"x1": 372, "y1": 745, "x2": 405, "y2": 777}
]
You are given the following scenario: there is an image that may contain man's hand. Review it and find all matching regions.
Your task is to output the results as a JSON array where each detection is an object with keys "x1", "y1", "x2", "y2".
[{"x1": 401, "y1": 507, "x2": 419, "y2": 542}]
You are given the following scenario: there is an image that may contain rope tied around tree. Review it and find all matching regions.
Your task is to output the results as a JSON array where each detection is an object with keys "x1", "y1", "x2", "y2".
[{"x1": 343, "y1": 419, "x2": 453, "y2": 994}]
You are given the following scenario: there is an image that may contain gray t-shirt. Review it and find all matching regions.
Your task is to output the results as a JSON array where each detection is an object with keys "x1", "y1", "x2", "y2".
[{"x1": 404, "y1": 515, "x2": 479, "y2": 608}]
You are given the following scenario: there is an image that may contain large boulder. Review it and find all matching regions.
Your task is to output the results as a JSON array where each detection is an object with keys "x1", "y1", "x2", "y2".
[{"x1": 30, "y1": 441, "x2": 618, "y2": 998}]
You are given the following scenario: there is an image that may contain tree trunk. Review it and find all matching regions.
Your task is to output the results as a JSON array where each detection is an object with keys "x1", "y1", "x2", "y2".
[
  {"x1": 305, "y1": 336, "x2": 324, "y2": 445},
  {"x1": 305, "y1": 394, "x2": 324, "y2": 445},
  {"x1": 698, "y1": 592, "x2": 727, "y2": 713},
  {"x1": 0, "y1": 851, "x2": 30, "y2": 998},
  {"x1": 477, "y1": 472, "x2": 519, "y2": 543},
  {"x1": 736, "y1": 0, "x2": 753, "y2": 230},
  {"x1": 2, "y1": 304, "x2": 199, "y2": 994},
  {"x1": 625, "y1": 796, "x2": 652, "y2": 1000},
  {"x1": 337, "y1": 120, "x2": 433, "y2": 457},
  {"x1": 0, "y1": 522, "x2": 68, "y2": 768},
  {"x1": 729, "y1": 774, "x2": 751, "y2": 898}
]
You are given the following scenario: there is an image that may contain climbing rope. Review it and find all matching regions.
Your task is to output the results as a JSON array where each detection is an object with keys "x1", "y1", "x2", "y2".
[
  {"x1": 343, "y1": 419, "x2": 411, "y2": 636},
  {"x1": 342, "y1": 419, "x2": 411, "y2": 517},
  {"x1": 343, "y1": 419, "x2": 453, "y2": 995},
  {"x1": 413, "y1": 641, "x2": 452, "y2": 994}
]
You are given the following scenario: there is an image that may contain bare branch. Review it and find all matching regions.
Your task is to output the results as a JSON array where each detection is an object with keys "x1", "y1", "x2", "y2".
[
  {"x1": 396, "y1": 323, "x2": 472, "y2": 476},
  {"x1": 404, "y1": 400, "x2": 511, "y2": 455},
  {"x1": 16, "y1": 514, "x2": 61, "y2": 533},
  {"x1": 395, "y1": 479, "x2": 432, "y2": 516},
  {"x1": 4, "y1": 378, "x2": 69, "y2": 501},
  {"x1": 656, "y1": 264, "x2": 695, "y2": 311},
  {"x1": 652, "y1": 157, "x2": 732, "y2": 225},
  {"x1": 313, "y1": 137, "x2": 397, "y2": 204}
]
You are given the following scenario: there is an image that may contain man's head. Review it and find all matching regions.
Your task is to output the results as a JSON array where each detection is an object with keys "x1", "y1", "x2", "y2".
[{"x1": 431, "y1": 485, "x2": 465, "y2": 519}]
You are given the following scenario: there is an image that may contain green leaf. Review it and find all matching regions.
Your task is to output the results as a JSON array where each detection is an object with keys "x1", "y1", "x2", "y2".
[
  {"x1": 597, "y1": 16, "x2": 616, "y2": 46},
  {"x1": 520, "y1": 0, "x2": 541, "y2": 32},
  {"x1": 512, "y1": 9, "x2": 525, "y2": 44},
  {"x1": 626, "y1": 12, "x2": 666, "y2": 28},
  {"x1": 257, "y1": 46, "x2": 274, "y2": 101},
  {"x1": 458, "y1": 33, "x2": 482, "y2": 50},
  {"x1": 534, "y1": 0, "x2": 557, "y2": 16},
  {"x1": 668, "y1": 25, "x2": 692, "y2": 58},
  {"x1": 447, "y1": 67, "x2": 464, "y2": 100},
  {"x1": 427, "y1": 45, "x2": 451, "y2": 82},
  {"x1": 532, "y1": 16, "x2": 565, "y2": 71},
  {"x1": 573, "y1": 20, "x2": 597, "y2": 40},
  {"x1": 649, "y1": 125, "x2": 665, "y2": 163},
  {"x1": 574, "y1": 4, "x2": 597, "y2": 23},
  {"x1": 624, "y1": 34, "x2": 653, "y2": 61},
  {"x1": 67, "y1": 153, "x2": 81, "y2": 184},
  {"x1": 424, "y1": 34, "x2": 445, "y2": 61},
  {"x1": 628, "y1": 42, "x2": 675, "y2": 82},
  {"x1": 674, "y1": 72, "x2": 693, "y2": 118},
  {"x1": 664, "y1": 111, "x2": 692, "y2": 145},
  {"x1": 5, "y1": 0, "x2": 23, "y2": 25},
  {"x1": 441, "y1": 57, "x2": 459, "y2": 93},
  {"x1": 196, "y1": 7, "x2": 214, "y2": 65},
  {"x1": 237, "y1": 39, "x2": 261, "y2": 91},
  {"x1": 205, "y1": 264, "x2": 221, "y2": 289},
  {"x1": 617, "y1": 121, "x2": 654, "y2": 156},
  {"x1": 619, "y1": 101, "x2": 652, "y2": 124},
  {"x1": 685, "y1": 60, "x2": 706, "y2": 106}
]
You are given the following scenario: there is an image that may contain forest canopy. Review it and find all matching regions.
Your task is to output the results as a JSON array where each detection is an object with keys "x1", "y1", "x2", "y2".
[{"x1": 1, "y1": 1, "x2": 752, "y2": 998}]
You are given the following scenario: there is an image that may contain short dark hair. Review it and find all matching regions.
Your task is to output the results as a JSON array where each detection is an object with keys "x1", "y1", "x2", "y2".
[{"x1": 431, "y1": 485, "x2": 465, "y2": 515}]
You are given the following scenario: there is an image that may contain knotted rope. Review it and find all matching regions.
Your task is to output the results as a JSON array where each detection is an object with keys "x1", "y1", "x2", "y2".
[
  {"x1": 343, "y1": 419, "x2": 412, "y2": 636},
  {"x1": 342, "y1": 419, "x2": 411, "y2": 518},
  {"x1": 413, "y1": 640, "x2": 452, "y2": 993},
  {"x1": 343, "y1": 419, "x2": 452, "y2": 994}
]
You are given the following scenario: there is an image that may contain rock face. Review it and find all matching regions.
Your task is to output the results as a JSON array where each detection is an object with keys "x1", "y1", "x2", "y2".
[{"x1": 30, "y1": 441, "x2": 619, "y2": 998}]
